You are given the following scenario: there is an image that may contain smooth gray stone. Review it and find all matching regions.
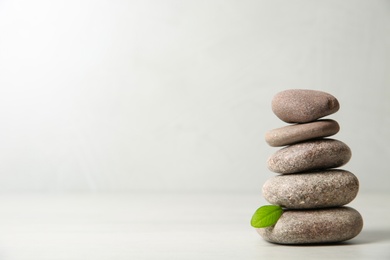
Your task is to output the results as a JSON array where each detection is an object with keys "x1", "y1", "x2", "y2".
[
  {"x1": 257, "y1": 207, "x2": 363, "y2": 244},
  {"x1": 267, "y1": 139, "x2": 351, "y2": 174},
  {"x1": 262, "y1": 170, "x2": 359, "y2": 209},
  {"x1": 265, "y1": 119, "x2": 340, "y2": 147},
  {"x1": 272, "y1": 89, "x2": 340, "y2": 123}
]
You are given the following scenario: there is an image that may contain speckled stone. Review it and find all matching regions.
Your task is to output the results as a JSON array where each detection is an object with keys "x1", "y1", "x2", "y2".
[
  {"x1": 257, "y1": 207, "x2": 363, "y2": 244},
  {"x1": 272, "y1": 89, "x2": 340, "y2": 123},
  {"x1": 267, "y1": 139, "x2": 351, "y2": 174},
  {"x1": 265, "y1": 119, "x2": 340, "y2": 147},
  {"x1": 262, "y1": 170, "x2": 359, "y2": 209}
]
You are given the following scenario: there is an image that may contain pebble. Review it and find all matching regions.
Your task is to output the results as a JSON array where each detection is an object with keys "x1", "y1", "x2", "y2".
[
  {"x1": 257, "y1": 207, "x2": 363, "y2": 244},
  {"x1": 267, "y1": 139, "x2": 351, "y2": 174},
  {"x1": 272, "y1": 89, "x2": 340, "y2": 123},
  {"x1": 262, "y1": 170, "x2": 359, "y2": 209},
  {"x1": 265, "y1": 119, "x2": 340, "y2": 147}
]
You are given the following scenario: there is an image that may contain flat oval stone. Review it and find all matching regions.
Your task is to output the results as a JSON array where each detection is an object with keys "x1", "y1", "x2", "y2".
[
  {"x1": 265, "y1": 119, "x2": 340, "y2": 147},
  {"x1": 257, "y1": 207, "x2": 363, "y2": 244},
  {"x1": 267, "y1": 139, "x2": 351, "y2": 174},
  {"x1": 272, "y1": 89, "x2": 340, "y2": 123},
  {"x1": 262, "y1": 170, "x2": 359, "y2": 209}
]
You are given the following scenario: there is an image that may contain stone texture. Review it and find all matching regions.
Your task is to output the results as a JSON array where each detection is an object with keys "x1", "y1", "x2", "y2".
[
  {"x1": 265, "y1": 119, "x2": 340, "y2": 147},
  {"x1": 257, "y1": 207, "x2": 363, "y2": 244},
  {"x1": 262, "y1": 170, "x2": 359, "y2": 209},
  {"x1": 272, "y1": 89, "x2": 340, "y2": 123},
  {"x1": 267, "y1": 139, "x2": 351, "y2": 174}
]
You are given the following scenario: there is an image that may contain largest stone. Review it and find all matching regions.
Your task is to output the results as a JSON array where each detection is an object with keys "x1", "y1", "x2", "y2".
[
  {"x1": 267, "y1": 139, "x2": 351, "y2": 174},
  {"x1": 257, "y1": 207, "x2": 363, "y2": 244},
  {"x1": 272, "y1": 89, "x2": 339, "y2": 123}
]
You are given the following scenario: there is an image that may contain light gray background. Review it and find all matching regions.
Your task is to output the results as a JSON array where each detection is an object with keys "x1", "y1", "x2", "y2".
[{"x1": 0, "y1": 0, "x2": 389, "y2": 193}]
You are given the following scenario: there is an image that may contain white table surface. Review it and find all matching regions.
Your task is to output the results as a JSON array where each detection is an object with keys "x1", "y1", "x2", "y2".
[{"x1": 0, "y1": 192, "x2": 388, "y2": 260}]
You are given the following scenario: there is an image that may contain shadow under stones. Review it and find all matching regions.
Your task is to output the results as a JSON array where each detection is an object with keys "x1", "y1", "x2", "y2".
[
  {"x1": 273, "y1": 229, "x2": 390, "y2": 247},
  {"x1": 346, "y1": 229, "x2": 390, "y2": 245}
]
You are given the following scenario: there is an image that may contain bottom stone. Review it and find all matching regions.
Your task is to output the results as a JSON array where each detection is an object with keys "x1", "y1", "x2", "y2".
[{"x1": 257, "y1": 207, "x2": 363, "y2": 244}]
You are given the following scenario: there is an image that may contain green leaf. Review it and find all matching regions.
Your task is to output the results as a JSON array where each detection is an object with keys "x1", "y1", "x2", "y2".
[{"x1": 250, "y1": 205, "x2": 283, "y2": 228}]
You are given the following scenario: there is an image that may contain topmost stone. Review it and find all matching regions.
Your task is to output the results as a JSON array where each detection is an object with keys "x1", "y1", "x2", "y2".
[{"x1": 272, "y1": 89, "x2": 340, "y2": 123}]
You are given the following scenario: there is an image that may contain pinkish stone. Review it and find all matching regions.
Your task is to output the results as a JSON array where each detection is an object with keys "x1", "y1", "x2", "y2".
[{"x1": 272, "y1": 89, "x2": 339, "y2": 123}]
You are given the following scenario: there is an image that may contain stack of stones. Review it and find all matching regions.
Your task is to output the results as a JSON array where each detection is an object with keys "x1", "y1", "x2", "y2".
[{"x1": 257, "y1": 89, "x2": 363, "y2": 244}]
